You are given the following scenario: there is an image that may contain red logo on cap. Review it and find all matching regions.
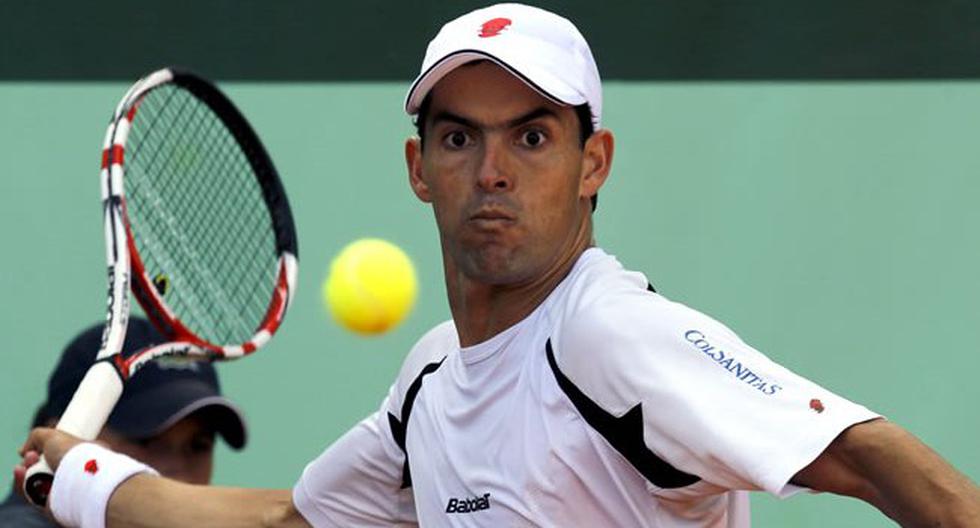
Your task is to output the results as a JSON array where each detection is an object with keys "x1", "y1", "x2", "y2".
[
  {"x1": 809, "y1": 399, "x2": 825, "y2": 413},
  {"x1": 84, "y1": 459, "x2": 99, "y2": 474},
  {"x1": 479, "y1": 17, "x2": 511, "y2": 38}
]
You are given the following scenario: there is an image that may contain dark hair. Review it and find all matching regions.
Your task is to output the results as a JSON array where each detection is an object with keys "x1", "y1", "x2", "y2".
[
  {"x1": 413, "y1": 95, "x2": 598, "y2": 210},
  {"x1": 31, "y1": 403, "x2": 48, "y2": 428}
]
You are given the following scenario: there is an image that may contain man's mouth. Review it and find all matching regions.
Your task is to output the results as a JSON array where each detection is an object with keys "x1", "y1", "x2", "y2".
[
  {"x1": 470, "y1": 207, "x2": 513, "y2": 218},
  {"x1": 468, "y1": 208, "x2": 516, "y2": 228}
]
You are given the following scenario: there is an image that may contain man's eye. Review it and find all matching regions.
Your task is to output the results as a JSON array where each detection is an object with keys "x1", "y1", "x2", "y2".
[
  {"x1": 189, "y1": 434, "x2": 215, "y2": 454},
  {"x1": 520, "y1": 130, "x2": 546, "y2": 147},
  {"x1": 444, "y1": 131, "x2": 470, "y2": 148}
]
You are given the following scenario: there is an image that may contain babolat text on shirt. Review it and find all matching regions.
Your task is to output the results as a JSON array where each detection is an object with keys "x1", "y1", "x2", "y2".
[{"x1": 445, "y1": 493, "x2": 491, "y2": 513}]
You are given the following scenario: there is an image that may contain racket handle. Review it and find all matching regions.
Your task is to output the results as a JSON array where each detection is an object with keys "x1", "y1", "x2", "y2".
[
  {"x1": 57, "y1": 361, "x2": 125, "y2": 440},
  {"x1": 22, "y1": 361, "x2": 125, "y2": 507},
  {"x1": 24, "y1": 456, "x2": 54, "y2": 506}
]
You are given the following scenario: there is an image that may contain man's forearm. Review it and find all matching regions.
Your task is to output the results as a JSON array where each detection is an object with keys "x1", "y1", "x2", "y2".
[
  {"x1": 107, "y1": 474, "x2": 308, "y2": 528},
  {"x1": 795, "y1": 420, "x2": 980, "y2": 527},
  {"x1": 854, "y1": 422, "x2": 980, "y2": 527}
]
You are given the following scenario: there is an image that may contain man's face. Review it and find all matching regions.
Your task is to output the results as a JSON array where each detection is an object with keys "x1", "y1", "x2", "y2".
[
  {"x1": 408, "y1": 62, "x2": 604, "y2": 286},
  {"x1": 99, "y1": 412, "x2": 215, "y2": 485}
]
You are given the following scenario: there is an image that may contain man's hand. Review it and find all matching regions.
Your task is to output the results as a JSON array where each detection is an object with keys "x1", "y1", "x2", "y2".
[
  {"x1": 14, "y1": 427, "x2": 86, "y2": 500},
  {"x1": 15, "y1": 427, "x2": 309, "y2": 527}
]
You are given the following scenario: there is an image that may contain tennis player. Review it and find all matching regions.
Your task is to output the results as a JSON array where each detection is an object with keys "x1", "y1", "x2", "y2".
[
  {"x1": 3, "y1": 318, "x2": 246, "y2": 527},
  {"x1": 16, "y1": 4, "x2": 980, "y2": 527}
]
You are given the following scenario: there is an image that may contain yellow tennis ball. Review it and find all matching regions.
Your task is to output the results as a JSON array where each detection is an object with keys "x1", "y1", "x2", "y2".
[{"x1": 323, "y1": 238, "x2": 418, "y2": 335}]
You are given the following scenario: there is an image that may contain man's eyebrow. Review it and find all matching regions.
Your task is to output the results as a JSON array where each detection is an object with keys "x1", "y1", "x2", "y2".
[
  {"x1": 505, "y1": 107, "x2": 559, "y2": 128},
  {"x1": 431, "y1": 110, "x2": 479, "y2": 130},
  {"x1": 430, "y1": 107, "x2": 560, "y2": 130}
]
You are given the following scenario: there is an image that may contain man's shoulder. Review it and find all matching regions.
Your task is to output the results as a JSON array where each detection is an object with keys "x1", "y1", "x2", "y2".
[
  {"x1": 558, "y1": 251, "x2": 684, "y2": 342},
  {"x1": 558, "y1": 248, "x2": 665, "y2": 319},
  {"x1": 552, "y1": 284, "x2": 697, "y2": 369},
  {"x1": 393, "y1": 320, "x2": 456, "y2": 387},
  {"x1": 552, "y1": 253, "x2": 743, "y2": 396},
  {"x1": 559, "y1": 247, "x2": 735, "y2": 345},
  {"x1": 0, "y1": 491, "x2": 55, "y2": 528}
]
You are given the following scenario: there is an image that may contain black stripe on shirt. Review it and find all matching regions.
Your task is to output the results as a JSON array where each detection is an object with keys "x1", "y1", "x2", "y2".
[
  {"x1": 387, "y1": 357, "x2": 446, "y2": 489},
  {"x1": 545, "y1": 339, "x2": 701, "y2": 489}
]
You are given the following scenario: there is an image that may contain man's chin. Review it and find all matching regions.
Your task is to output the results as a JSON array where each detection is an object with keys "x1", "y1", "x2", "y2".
[{"x1": 458, "y1": 248, "x2": 532, "y2": 286}]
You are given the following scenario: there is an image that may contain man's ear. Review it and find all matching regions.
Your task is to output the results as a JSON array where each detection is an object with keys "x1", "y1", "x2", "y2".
[
  {"x1": 579, "y1": 129, "x2": 614, "y2": 203},
  {"x1": 406, "y1": 136, "x2": 432, "y2": 203}
]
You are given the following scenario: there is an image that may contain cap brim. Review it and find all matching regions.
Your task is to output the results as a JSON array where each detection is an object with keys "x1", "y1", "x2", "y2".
[
  {"x1": 108, "y1": 380, "x2": 248, "y2": 450},
  {"x1": 405, "y1": 49, "x2": 585, "y2": 115}
]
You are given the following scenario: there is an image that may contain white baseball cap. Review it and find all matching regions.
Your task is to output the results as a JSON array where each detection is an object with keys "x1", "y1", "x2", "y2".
[{"x1": 404, "y1": 3, "x2": 602, "y2": 129}]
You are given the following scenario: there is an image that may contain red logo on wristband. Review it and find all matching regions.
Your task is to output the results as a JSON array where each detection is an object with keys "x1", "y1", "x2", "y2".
[
  {"x1": 84, "y1": 459, "x2": 99, "y2": 474},
  {"x1": 809, "y1": 399, "x2": 825, "y2": 413}
]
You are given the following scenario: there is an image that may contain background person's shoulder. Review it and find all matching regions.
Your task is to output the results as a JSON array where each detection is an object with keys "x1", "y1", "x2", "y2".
[{"x1": 0, "y1": 491, "x2": 56, "y2": 528}]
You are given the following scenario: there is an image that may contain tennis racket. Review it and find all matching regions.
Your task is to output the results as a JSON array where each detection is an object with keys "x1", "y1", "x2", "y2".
[{"x1": 24, "y1": 68, "x2": 298, "y2": 506}]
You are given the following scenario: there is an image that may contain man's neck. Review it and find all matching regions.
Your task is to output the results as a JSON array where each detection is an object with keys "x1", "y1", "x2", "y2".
[{"x1": 447, "y1": 241, "x2": 592, "y2": 348}]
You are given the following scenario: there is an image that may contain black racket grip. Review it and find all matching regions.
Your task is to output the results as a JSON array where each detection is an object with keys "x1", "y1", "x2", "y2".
[{"x1": 24, "y1": 456, "x2": 54, "y2": 506}]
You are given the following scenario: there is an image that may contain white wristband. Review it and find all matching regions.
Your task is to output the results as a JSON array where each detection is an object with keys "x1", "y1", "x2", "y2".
[{"x1": 49, "y1": 442, "x2": 159, "y2": 528}]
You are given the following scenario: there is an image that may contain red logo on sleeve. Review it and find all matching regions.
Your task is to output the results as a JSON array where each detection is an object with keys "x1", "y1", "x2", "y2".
[
  {"x1": 479, "y1": 18, "x2": 512, "y2": 37},
  {"x1": 84, "y1": 459, "x2": 99, "y2": 474},
  {"x1": 809, "y1": 399, "x2": 825, "y2": 413}
]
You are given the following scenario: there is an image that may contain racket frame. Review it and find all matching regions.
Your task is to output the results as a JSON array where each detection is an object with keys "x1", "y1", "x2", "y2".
[{"x1": 24, "y1": 68, "x2": 298, "y2": 506}]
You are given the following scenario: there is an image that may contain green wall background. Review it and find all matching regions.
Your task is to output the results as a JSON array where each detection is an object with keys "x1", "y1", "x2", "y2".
[
  {"x1": 2, "y1": 80, "x2": 978, "y2": 526},
  {"x1": 4, "y1": 0, "x2": 979, "y2": 81}
]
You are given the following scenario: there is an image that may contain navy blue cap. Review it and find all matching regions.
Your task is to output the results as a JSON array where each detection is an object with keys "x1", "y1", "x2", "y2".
[{"x1": 35, "y1": 318, "x2": 247, "y2": 449}]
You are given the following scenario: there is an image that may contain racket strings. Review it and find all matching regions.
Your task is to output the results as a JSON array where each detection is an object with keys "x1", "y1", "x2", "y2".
[
  {"x1": 129, "y1": 100, "x2": 247, "y2": 339},
  {"x1": 124, "y1": 84, "x2": 278, "y2": 346},
  {"x1": 133, "y1": 96, "x2": 273, "y2": 342},
  {"x1": 131, "y1": 96, "x2": 241, "y2": 335},
  {"x1": 148, "y1": 90, "x2": 276, "y2": 328}
]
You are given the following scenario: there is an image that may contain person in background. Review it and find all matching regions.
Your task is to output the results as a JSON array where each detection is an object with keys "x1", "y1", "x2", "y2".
[{"x1": 1, "y1": 318, "x2": 247, "y2": 527}]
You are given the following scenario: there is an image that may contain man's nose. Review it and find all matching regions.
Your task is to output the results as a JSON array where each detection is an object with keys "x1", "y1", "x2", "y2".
[{"x1": 476, "y1": 137, "x2": 513, "y2": 194}]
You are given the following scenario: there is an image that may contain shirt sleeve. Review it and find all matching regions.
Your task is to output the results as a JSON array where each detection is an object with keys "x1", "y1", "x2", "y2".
[
  {"x1": 291, "y1": 321, "x2": 455, "y2": 526},
  {"x1": 292, "y1": 401, "x2": 418, "y2": 527},
  {"x1": 553, "y1": 287, "x2": 880, "y2": 498}
]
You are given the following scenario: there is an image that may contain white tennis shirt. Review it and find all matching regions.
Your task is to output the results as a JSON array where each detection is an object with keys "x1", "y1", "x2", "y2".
[{"x1": 293, "y1": 248, "x2": 879, "y2": 527}]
